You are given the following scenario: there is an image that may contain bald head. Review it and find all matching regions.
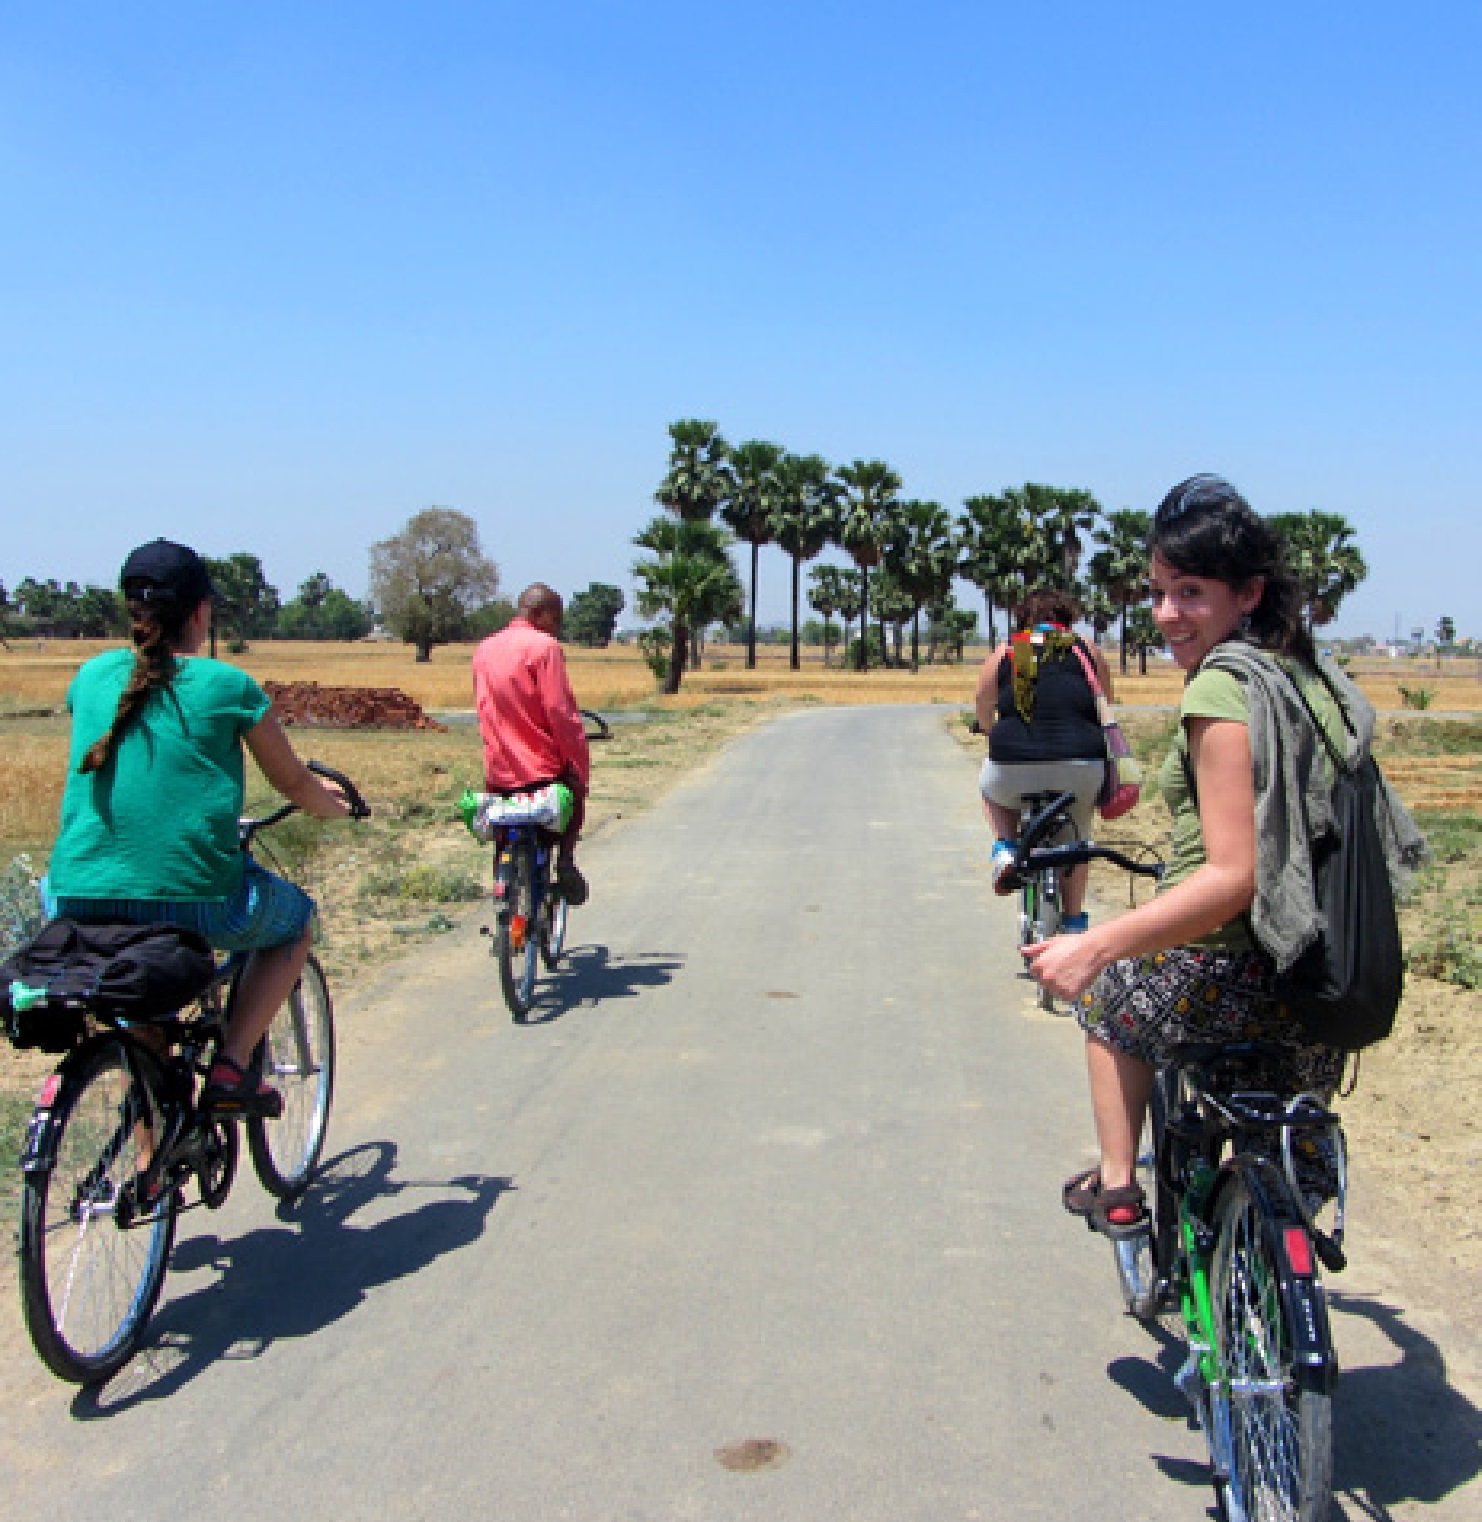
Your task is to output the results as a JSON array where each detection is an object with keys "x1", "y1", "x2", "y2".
[{"x1": 518, "y1": 583, "x2": 564, "y2": 636}]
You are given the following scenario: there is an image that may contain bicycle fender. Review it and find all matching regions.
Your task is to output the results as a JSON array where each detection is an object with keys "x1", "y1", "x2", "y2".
[
  {"x1": 1236, "y1": 1161, "x2": 1340, "y2": 1397},
  {"x1": 18, "y1": 1036, "x2": 109, "y2": 1174}
]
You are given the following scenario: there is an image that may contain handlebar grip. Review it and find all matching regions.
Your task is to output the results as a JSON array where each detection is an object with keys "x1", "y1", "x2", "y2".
[{"x1": 308, "y1": 759, "x2": 371, "y2": 819}]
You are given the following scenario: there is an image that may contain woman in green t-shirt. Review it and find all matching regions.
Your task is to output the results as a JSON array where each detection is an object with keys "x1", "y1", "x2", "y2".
[
  {"x1": 1023, "y1": 477, "x2": 1350, "y2": 1236},
  {"x1": 46, "y1": 539, "x2": 349, "y2": 1116}
]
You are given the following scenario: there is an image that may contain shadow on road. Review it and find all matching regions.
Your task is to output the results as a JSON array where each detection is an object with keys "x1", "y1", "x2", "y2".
[
  {"x1": 70, "y1": 1140, "x2": 512, "y2": 1417},
  {"x1": 516, "y1": 943, "x2": 684, "y2": 1025},
  {"x1": 1107, "y1": 1291, "x2": 1482, "y2": 1519}
]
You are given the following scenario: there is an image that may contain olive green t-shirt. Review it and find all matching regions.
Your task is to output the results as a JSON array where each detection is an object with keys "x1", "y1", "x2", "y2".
[
  {"x1": 48, "y1": 649, "x2": 271, "y2": 901},
  {"x1": 1158, "y1": 657, "x2": 1345, "y2": 950}
]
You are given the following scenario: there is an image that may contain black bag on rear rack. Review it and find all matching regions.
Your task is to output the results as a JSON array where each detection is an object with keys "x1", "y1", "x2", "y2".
[{"x1": 1, "y1": 919, "x2": 217, "y2": 1050}]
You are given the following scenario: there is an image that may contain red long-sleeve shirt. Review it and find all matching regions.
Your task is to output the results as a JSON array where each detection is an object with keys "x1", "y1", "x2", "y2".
[{"x1": 472, "y1": 618, "x2": 590, "y2": 793}]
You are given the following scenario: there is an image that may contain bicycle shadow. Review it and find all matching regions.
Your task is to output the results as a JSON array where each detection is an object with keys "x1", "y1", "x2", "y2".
[
  {"x1": 69, "y1": 1140, "x2": 511, "y2": 1417},
  {"x1": 1108, "y1": 1292, "x2": 1482, "y2": 1518},
  {"x1": 515, "y1": 943, "x2": 684, "y2": 1025}
]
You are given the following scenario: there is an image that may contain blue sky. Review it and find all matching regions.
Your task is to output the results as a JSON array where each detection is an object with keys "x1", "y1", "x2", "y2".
[{"x1": 2, "y1": 2, "x2": 1478, "y2": 640}]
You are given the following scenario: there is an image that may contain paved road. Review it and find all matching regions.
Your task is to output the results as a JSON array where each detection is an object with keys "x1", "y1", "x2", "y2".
[{"x1": 1, "y1": 707, "x2": 1477, "y2": 1520}]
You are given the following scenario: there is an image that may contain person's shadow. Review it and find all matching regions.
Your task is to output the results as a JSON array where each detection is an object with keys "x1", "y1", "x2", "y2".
[
  {"x1": 70, "y1": 1140, "x2": 511, "y2": 1416},
  {"x1": 1108, "y1": 1291, "x2": 1482, "y2": 1518},
  {"x1": 515, "y1": 943, "x2": 683, "y2": 1025}
]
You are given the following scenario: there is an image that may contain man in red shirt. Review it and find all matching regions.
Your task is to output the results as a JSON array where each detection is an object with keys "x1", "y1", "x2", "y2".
[{"x1": 472, "y1": 583, "x2": 592, "y2": 904}]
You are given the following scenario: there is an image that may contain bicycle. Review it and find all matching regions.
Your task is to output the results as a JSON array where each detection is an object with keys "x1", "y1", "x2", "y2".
[
  {"x1": 12, "y1": 761, "x2": 369, "y2": 1385},
  {"x1": 1002, "y1": 789, "x2": 1159, "y2": 1012},
  {"x1": 484, "y1": 817, "x2": 569, "y2": 1020},
  {"x1": 1106, "y1": 1042, "x2": 1346, "y2": 1522}
]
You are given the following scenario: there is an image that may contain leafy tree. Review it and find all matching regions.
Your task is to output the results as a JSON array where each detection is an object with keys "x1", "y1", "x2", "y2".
[
  {"x1": 721, "y1": 439, "x2": 782, "y2": 670},
  {"x1": 883, "y1": 499, "x2": 956, "y2": 671},
  {"x1": 466, "y1": 597, "x2": 518, "y2": 641},
  {"x1": 771, "y1": 452, "x2": 841, "y2": 670},
  {"x1": 205, "y1": 553, "x2": 280, "y2": 653},
  {"x1": 276, "y1": 572, "x2": 373, "y2": 640},
  {"x1": 565, "y1": 583, "x2": 626, "y2": 647},
  {"x1": 632, "y1": 516, "x2": 742, "y2": 694},
  {"x1": 807, "y1": 563, "x2": 854, "y2": 668},
  {"x1": 1086, "y1": 508, "x2": 1150, "y2": 674},
  {"x1": 1126, "y1": 605, "x2": 1165, "y2": 675},
  {"x1": 836, "y1": 459, "x2": 903, "y2": 671},
  {"x1": 655, "y1": 418, "x2": 732, "y2": 523},
  {"x1": 74, "y1": 585, "x2": 127, "y2": 638},
  {"x1": 871, "y1": 568, "x2": 915, "y2": 667},
  {"x1": 368, "y1": 507, "x2": 500, "y2": 662},
  {"x1": 958, "y1": 493, "x2": 1035, "y2": 642},
  {"x1": 1269, "y1": 511, "x2": 1367, "y2": 631},
  {"x1": 927, "y1": 596, "x2": 977, "y2": 663}
]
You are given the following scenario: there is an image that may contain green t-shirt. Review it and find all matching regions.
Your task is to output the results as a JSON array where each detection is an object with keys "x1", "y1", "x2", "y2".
[
  {"x1": 48, "y1": 649, "x2": 272, "y2": 901},
  {"x1": 1158, "y1": 656, "x2": 1345, "y2": 950}
]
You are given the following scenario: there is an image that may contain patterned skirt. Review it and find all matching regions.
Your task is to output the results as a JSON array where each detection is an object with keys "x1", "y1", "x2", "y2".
[{"x1": 1074, "y1": 945, "x2": 1346, "y2": 1096}]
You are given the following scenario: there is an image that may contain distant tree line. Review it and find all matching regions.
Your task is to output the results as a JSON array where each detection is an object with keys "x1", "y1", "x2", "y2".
[{"x1": 630, "y1": 418, "x2": 1378, "y2": 692}]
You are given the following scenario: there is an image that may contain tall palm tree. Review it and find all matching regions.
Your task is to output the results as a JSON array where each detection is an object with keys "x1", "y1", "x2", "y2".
[
  {"x1": 958, "y1": 492, "x2": 1034, "y2": 641},
  {"x1": 1269, "y1": 510, "x2": 1368, "y2": 630},
  {"x1": 721, "y1": 439, "x2": 783, "y2": 670},
  {"x1": 655, "y1": 418, "x2": 732, "y2": 523},
  {"x1": 1088, "y1": 507, "x2": 1151, "y2": 673},
  {"x1": 836, "y1": 459, "x2": 903, "y2": 671},
  {"x1": 1017, "y1": 482, "x2": 1101, "y2": 589},
  {"x1": 632, "y1": 515, "x2": 741, "y2": 695},
  {"x1": 883, "y1": 499, "x2": 956, "y2": 670},
  {"x1": 771, "y1": 452, "x2": 841, "y2": 670},
  {"x1": 807, "y1": 562, "x2": 850, "y2": 667}
]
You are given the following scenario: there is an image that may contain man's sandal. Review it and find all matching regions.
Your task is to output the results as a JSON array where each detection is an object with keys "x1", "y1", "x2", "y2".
[{"x1": 1062, "y1": 1167, "x2": 1148, "y2": 1239}]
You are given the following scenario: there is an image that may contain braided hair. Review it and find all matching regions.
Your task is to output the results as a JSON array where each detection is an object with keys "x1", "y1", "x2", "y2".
[{"x1": 78, "y1": 597, "x2": 194, "y2": 775}]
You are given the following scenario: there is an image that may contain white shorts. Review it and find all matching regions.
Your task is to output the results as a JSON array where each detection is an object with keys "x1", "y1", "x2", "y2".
[{"x1": 978, "y1": 757, "x2": 1105, "y2": 841}]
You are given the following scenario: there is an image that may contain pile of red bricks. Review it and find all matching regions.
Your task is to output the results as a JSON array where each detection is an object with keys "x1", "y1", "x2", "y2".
[{"x1": 264, "y1": 681, "x2": 447, "y2": 731}]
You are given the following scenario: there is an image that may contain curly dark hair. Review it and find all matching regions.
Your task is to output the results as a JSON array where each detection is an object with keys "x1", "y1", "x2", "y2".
[
  {"x1": 1013, "y1": 588, "x2": 1080, "y2": 632},
  {"x1": 1149, "y1": 474, "x2": 1314, "y2": 662}
]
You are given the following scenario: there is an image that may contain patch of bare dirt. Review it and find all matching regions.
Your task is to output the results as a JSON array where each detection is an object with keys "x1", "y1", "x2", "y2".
[{"x1": 264, "y1": 681, "x2": 446, "y2": 730}]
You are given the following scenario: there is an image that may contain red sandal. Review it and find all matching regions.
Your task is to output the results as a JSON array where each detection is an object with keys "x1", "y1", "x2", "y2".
[
  {"x1": 1062, "y1": 1167, "x2": 1148, "y2": 1238},
  {"x1": 201, "y1": 1055, "x2": 283, "y2": 1120}
]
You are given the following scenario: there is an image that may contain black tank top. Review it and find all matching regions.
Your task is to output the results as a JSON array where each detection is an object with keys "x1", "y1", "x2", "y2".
[{"x1": 989, "y1": 631, "x2": 1104, "y2": 764}]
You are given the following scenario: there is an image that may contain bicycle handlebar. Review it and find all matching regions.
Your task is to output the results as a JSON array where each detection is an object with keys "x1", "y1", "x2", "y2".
[
  {"x1": 239, "y1": 760, "x2": 371, "y2": 844},
  {"x1": 1009, "y1": 789, "x2": 1164, "y2": 885}
]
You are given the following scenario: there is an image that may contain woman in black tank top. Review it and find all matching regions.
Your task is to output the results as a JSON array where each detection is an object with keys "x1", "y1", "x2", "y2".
[{"x1": 974, "y1": 588, "x2": 1113, "y2": 926}]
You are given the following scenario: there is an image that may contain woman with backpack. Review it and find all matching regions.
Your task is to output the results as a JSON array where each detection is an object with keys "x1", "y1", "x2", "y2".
[
  {"x1": 43, "y1": 539, "x2": 349, "y2": 1116},
  {"x1": 1025, "y1": 475, "x2": 1425, "y2": 1236},
  {"x1": 975, "y1": 588, "x2": 1115, "y2": 932}
]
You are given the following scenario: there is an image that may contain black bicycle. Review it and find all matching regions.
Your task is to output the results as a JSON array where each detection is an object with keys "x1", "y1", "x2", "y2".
[
  {"x1": 13, "y1": 762, "x2": 368, "y2": 1385},
  {"x1": 1004, "y1": 789, "x2": 1162, "y2": 1010},
  {"x1": 1111, "y1": 1043, "x2": 1345, "y2": 1522}
]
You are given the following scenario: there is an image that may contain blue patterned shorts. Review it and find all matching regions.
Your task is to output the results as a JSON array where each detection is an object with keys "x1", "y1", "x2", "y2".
[{"x1": 46, "y1": 858, "x2": 314, "y2": 953}]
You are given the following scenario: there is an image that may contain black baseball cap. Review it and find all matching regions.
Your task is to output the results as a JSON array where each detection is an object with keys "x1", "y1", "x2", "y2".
[{"x1": 119, "y1": 539, "x2": 215, "y2": 607}]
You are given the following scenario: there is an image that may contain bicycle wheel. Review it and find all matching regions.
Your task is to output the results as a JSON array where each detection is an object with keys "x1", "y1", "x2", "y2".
[
  {"x1": 1115, "y1": 1070, "x2": 1175, "y2": 1321},
  {"x1": 17, "y1": 1042, "x2": 177, "y2": 1384},
  {"x1": 540, "y1": 860, "x2": 569, "y2": 970},
  {"x1": 1208, "y1": 1174, "x2": 1333, "y2": 1522},
  {"x1": 495, "y1": 838, "x2": 540, "y2": 1019},
  {"x1": 1033, "y1": 871, "x2": 1061, "y2": 1009},
  {"x1": 247, "y1": 954, "x2": 336, "y2": 1200}
]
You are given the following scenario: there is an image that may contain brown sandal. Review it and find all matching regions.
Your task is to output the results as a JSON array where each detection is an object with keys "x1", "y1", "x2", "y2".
[{"x1": 1062, "y1": 1167, "x2": 1148, "y2": 1238}]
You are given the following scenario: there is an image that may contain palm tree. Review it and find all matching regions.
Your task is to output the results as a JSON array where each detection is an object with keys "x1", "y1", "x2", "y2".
[
  {"x1": 632, "y1": 515, "x2": 742, "y2": 695},
  {"x1": 721, "y1": 439, "x2": 783, "y2": 670},
  {"x1": 808, "y1": 563, "x2": 856, "y2": 667},
  {"x1": 1269, "y1": 511, "x2": 1368, "y2": 631},
  {"x1": 1019, "y1": 482, "x2": 1101, "y2": 589},
  {"x1": 958, "y1": 493, "x2": 1034, "y2": 641},
  {"x1": 655, "y1": 418, "x2": 732, "y2": 523},
  {"x1": 871, "y1": 568, "x2": 914, "y2": 667},
  {"x1": 771, "y1": 452, "x2": 841, "y2": 670},
  {"x1": 836, "y1": 459, "x2": 903, "y2": 671},
  {"x1": 883, "y1": 499, "x2": 957, "y2": 670},
  {"x1": 1088, "y1": 508, "x2": 1151, "y2": 673}
]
